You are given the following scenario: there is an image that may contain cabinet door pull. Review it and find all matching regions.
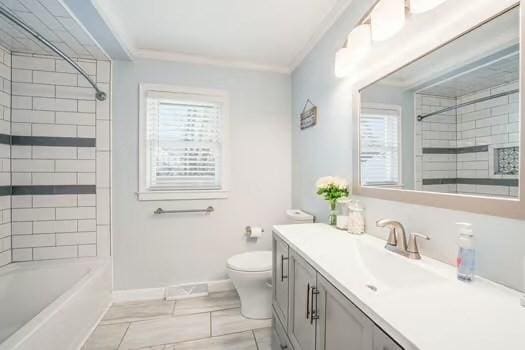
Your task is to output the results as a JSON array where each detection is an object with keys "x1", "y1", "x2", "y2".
[
  {"x1": 280, "y1": 255, "x2": 289, "y2": 281},
  {"x1": 306, "y1": 283, "x2": 310, "y2": 319},
  {"x1": 280, "y1": 345, "x2": 288, "y2": 349},
  {"x1": 310, "y1": 287, "x2": 320, "y2": 324}
]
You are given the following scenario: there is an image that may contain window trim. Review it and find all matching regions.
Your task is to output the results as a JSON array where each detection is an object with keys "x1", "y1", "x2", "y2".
[
  {"x1": 138, "y1": 83, "x2": 230, "y2": 201},
  {"x1": 359, "y1": 103, "x2": 403, "y2": 187}
]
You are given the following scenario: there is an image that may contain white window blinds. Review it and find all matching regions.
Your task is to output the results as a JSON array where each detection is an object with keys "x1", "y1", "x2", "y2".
[
  {"x1": 146, "y1": 91, "x2": 223, "y2": 191},
  {"x1": 360, "y1": 106, "x2": 401, "y2": 186}
]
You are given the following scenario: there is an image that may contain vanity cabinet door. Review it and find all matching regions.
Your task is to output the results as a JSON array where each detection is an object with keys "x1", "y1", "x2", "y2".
[
  {"x1": 273, "y1": 234, "x2": 289, "y2": 328},
  {"x1": 288, "y1": 249, "x2": 317, "y2": 350},
  {"x1": 316, "y1": 274, "x2": 373, "y2": 350},
  {"x1": 373, "y1": 327, "x2": 403, "y2": 350}
]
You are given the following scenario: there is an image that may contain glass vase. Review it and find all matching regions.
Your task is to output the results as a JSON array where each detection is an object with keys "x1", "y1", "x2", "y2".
[{"x1": 329, "y1": 201, "x2": 337, "y2": 226}]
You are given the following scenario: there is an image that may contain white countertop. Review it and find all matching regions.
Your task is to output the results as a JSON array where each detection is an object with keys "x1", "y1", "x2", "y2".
[{"x1": 273, "y1": 223, "x2": 525, "y2": 350}]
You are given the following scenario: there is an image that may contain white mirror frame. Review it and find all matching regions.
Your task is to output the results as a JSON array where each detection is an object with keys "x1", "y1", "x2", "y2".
[{"x1": 352, "y1": 1, "x2": 525, "y2": 219}]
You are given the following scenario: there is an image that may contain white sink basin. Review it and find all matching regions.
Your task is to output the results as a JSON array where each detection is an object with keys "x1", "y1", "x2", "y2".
[{"x1": 353, "y1": 238, "x2": 446, "y2": 292}]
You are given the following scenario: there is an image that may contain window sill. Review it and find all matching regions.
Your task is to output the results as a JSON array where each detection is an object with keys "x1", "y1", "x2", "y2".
[{"x1": 136, "y1": 190, "x2": 229, "y2": 201}]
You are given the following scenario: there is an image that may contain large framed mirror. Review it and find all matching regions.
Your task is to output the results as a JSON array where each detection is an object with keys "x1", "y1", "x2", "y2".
[{"x1": 354, "y1": 3, "x2": 525, "y2": 219}]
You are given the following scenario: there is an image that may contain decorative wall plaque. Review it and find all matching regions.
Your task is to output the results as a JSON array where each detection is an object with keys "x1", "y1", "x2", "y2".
[{"x1": 300, "y1": 99, "x2": 317, "y2": 130}]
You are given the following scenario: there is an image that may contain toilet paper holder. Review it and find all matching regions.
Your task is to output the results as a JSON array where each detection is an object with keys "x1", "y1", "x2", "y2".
[{"x1": 245, "y1": 226, "x2": 264, "y2": 235}]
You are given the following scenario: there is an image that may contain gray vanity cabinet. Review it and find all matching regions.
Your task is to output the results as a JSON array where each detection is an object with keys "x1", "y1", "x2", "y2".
[
  {"x1": 273, "y1": 235, "x2": 289, "y2": 328},
  {"x1": 272, "y1": 232, "x2": 404, "y2": 350},
  {"x1": 288, "y1": 249, "x2": 317, "y2": 350},
  {"x1": 316, "y1": 274, "x2": 373, "y2": 350},
  {"x1": 373, "y1": 328, "x2": 403, "y2": 350}
]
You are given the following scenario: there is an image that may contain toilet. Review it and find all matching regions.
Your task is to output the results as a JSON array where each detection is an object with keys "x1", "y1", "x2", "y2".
[
  {"x1": 227, "y1": 250, "x2": 272, "y2": 319},
  {"x1": 227, "y1": 209, "x2": 314, "y2": 319}
]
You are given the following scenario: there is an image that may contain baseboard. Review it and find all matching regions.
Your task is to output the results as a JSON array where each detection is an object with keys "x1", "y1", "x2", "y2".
[
  {"x1": 112, "y1": 287, "x2": 165, "y2": 303},
  {"x1": 112, "y1": 279, "x2": 234, "y2": 303},
  {"x1": 208, "y1": 279, "x2": 234, "y2": 293}
]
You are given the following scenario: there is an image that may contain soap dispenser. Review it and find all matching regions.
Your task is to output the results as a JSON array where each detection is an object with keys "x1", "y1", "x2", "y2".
[{"x1": 457, "y1": 222, "x2": 475, "y2": 282}]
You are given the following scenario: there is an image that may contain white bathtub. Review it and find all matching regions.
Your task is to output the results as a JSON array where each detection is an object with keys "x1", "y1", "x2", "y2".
[{"x1": 0, "y1": 258, "x2": 112, "y2": 350}]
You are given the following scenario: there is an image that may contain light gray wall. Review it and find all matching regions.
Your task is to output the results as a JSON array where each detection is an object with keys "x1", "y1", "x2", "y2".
[
  {"x1": 113, "y1": 59, "x2": 291, "y2": 290},
  {"x1": 291, "y1": 0, "x2": 525, "y2": 290}
]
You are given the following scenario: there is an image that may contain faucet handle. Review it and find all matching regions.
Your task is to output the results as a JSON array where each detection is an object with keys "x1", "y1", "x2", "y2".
[{"x1": 407, "y1": 232, "x2": 430, "y2": 260}]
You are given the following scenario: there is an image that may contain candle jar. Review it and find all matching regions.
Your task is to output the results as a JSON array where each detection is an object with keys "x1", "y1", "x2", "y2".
[
  {"x1": 335, "y1": 198, "x2": 350, "y2": 230},
  {"x1": 348, "y1": 200, "x2": 365, "y2": 235}
]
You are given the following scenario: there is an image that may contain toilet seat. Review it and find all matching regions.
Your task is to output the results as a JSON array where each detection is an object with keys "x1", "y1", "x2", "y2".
[{"x1": 227, "y1": 251, "x2": 271, "y2": 272}]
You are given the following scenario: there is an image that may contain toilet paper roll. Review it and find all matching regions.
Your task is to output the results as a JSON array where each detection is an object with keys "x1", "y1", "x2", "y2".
[{"x1": 249, "y1": 226, "x2": 263, "y2": 238}]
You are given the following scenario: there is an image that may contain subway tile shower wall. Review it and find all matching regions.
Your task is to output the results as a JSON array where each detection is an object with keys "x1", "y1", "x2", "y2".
[
  {"x1": 10, "y1": 52, "x2": 111, "y2": 261},
  {"x1": 415, "y1": 80, "x2": 519, "y2": 197},
  {"x1": 0, "y1": 45, "x2": 11, "y2": 268}
]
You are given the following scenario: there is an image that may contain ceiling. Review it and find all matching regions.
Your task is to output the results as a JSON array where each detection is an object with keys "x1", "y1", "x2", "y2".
[
  {"x1": 419, "y1": 53, "x2": 519, "y2": 98},
  {"x1": 0, "y1": 0, "x2": 107, "y2": 60},
  {"x1": 379, "y1": 5, "x2": 519, "y2": 92},
  {"x1": 92, "y1": 0, "x2": 353, "y2": 73}
]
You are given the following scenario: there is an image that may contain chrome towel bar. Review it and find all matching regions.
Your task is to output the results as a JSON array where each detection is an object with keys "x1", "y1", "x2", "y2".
[{"x1": 154, "y1": 206, "x2": 214, "y2": 215}]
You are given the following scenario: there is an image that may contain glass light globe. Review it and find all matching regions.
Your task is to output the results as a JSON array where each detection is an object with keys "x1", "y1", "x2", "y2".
[
  {"x1": 410, "y1": 0, "x2": 446, "y2": 14},
  {"x1": 371, "y1": 0, "x2": 406, "y2": 41}
]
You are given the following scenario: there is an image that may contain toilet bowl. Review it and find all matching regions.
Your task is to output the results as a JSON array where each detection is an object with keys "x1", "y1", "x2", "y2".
[{"x1": 226, "y1": 251, "x2": 272, "y2": 319}]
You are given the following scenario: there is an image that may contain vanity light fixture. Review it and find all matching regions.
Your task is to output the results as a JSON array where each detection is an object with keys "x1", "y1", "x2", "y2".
[
  {"x1": 334, "y1": 24, "x2": 371, "y2": 78},
  {"x1": 371, "y1": 0, "x2": 406, "y2": 41},
  {"x1": 409, "y1": 0, "x2": 447, "y2": 14},
  {"x1": 334, "y1": 47, "x2": 353, "y2": 78}
]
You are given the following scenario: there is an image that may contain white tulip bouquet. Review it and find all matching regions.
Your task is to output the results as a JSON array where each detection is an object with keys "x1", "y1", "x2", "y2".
[{"x1": 316, "y1": 176, "x2": 350, "y2": 225}]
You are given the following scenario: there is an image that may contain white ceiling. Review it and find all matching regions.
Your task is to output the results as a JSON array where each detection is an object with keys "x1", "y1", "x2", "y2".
[
  {"x1": 379, "y1": 6, "x2": 519, "y2": 91},
  {"x1": 419, "y1": 53, "x2": 519, "y2": 98},
  {"x1": 0, "y1": 0, "x2": 107, "y2": 60},
  {"x1": 92, "y1": 0, "x2": 353, "y2": 73}
]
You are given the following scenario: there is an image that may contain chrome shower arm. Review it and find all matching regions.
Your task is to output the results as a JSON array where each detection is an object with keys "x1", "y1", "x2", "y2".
[{"x1": 0, "y1": 5, "x2": 107, "y2": 101}]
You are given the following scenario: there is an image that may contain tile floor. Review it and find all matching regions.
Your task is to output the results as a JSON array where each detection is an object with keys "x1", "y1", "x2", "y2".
[{"x1": 82, "y1": 290, "x2": 272, "y2": 350}]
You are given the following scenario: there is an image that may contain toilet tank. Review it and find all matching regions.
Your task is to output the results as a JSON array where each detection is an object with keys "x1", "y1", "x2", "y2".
[{"x1": 286, "y1": 209, "x2": 314, "y2": 224}]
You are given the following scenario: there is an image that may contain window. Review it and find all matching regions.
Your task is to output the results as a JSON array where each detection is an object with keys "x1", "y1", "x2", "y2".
[
  {"x1": 360, "y1": 104, "x2": 402, "y2": 186},
  {"x1": 139, "y1": 84, "x2": 229, "y2": 200}
]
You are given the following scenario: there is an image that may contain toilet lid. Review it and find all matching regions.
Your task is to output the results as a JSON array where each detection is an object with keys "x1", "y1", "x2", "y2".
[{"x1": 227, "y1": 251, "x2": 272, "y2": 272}]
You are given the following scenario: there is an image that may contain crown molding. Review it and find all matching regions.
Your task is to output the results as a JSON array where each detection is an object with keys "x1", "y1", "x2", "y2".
[
  {"x1": 132, "y1": 49, "x2": 291, "y2": 74},
  {"x1": 288, "y1": 0, "x2": 355, "y2": 72},
  {"x1": 89, "y1": 0, "x2": 134, "y2": 59}
]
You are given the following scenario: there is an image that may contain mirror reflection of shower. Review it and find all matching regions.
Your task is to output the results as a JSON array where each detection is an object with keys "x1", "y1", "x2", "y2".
[
  {"x1": 359, "y1": 5, "x2": 520, "y2": 199},
  {"x1": 416, "y1": 51, "x2": 519, "y2": 198}
]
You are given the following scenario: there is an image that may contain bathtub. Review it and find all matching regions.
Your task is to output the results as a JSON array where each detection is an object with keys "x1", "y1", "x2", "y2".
[{"x1": 0, "y1": 258, "x2": 112, "y2": 350}]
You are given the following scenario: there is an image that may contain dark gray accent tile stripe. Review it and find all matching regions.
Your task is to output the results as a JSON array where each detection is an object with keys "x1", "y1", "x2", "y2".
[
  {"x1": 422, "y1": 147, "x2": 457, "y2": 154},
  {"x1": 422, "y1": 145, "x2": 489, "y2": 154},
  {"x1": 0, "y1": 134, "x2": 10, "y2": 145},
  {"x1": 422, "y1": 178, "x2": 518, "y2": 187},
  {"x1": 11, "y1": 185, "x2": 96, "y2": 195},
  {"x1": 0, "y1": 186, "x2": 10, "y2": 196},
  {"x1": 457, "y1": 145, "x2": 489, "y2": 154},
  {"x1": 422, "y1": 178, "x2": 457, "y2": 185},
  {"x1": 456, "y1": 178, "x2": 519, "y2": 187},
  {"x1": 11, "y1": 136, "x2": 96, "y2": 147}
]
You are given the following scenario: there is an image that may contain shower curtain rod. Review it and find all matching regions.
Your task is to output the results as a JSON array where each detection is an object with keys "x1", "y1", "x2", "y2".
[
  {"x1": 0, "y1": 6, "x2": 107, "y2": 101},
  {"x1": 416, "y1": 88, "x2": 518, "y2": 121}
]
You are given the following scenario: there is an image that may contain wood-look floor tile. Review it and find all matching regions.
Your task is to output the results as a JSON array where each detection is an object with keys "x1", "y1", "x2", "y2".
[
  {"x1": 82, "y1": 323, "x2": 129, "y2": 350},
  {"x1": 253, "y1": 328, "x2": 272, "y2": 350},
  {"x1": 173, "y1": 291, "x2": 240, "y2": 316},
  {"x1": 119, "y1": 313, "x2": 210, "y2": 350},
  {"x1": 211, "y1": 308, "x2": 271, "y2": 337},
  {"x1": 101, "y1": 299, "x2": 174, "y2": 325}
]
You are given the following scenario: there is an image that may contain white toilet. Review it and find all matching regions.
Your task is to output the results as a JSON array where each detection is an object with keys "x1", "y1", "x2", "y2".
[
  {"x1": 227, "y1": 250, "x2": 272, "y2": 319},
  {"x1": 227, "y1": 209, "x2": 314, "y2": 319}
]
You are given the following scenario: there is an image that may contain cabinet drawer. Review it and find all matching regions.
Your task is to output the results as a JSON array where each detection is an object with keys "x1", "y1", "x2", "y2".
[{"x1": 273, "y1": 310, "x2": 294, "y2": 350}]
